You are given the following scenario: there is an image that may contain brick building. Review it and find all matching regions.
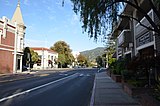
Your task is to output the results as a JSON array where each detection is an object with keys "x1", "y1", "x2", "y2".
[{"x1": 0, "y1": 1, "x2": 26, "y2": 74}]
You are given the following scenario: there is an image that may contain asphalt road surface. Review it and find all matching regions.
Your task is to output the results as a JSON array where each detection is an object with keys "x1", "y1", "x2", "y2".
[{"x1": 0, "y1": 68, "x2": 99, "y2": 106}]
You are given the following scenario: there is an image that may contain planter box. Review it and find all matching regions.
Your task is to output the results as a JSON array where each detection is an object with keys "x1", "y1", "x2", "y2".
[
  {"x1": 111, "y1": 74, "x2": 122, "y2": 82},
  {"x1": 123, "y1": 83, "x2": 150, "y2": 97},
  {"x1": 141, "y1": 93, "x2": 160, "y2": 106}
]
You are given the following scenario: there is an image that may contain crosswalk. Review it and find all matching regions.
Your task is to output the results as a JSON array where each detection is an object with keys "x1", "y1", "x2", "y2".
[{"x1": 59, "y1": 73, "x2": 91, "y2": 77}]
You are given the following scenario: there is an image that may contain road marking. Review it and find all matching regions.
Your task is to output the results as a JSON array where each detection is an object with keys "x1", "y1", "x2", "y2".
[
  {"x1": 0, "y1": 73, "x2": 78, "y2": 103},
  {"x1": 79, "y1": 74, "x2": 84, "y2": 76},
  {"x1": 59, "y1": 73, "x2": 68, "y2": 76},
  {"x1": 90, "y1": 76, "x2": 96, "y2": 106},
  {"x1": 39, "y1": 74, "x2": 49, "y2": 77},
  {"x1": 86, "y1": 74, "x2": 90, "y2": 76}
]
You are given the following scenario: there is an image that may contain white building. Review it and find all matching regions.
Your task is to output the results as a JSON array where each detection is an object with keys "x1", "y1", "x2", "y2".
[
  {"x1": 31, "y1": 47, "x2": 58, "y2": 69},
  {"x1": 72, "y1": 51, "x2": 80, "y2": 67}
]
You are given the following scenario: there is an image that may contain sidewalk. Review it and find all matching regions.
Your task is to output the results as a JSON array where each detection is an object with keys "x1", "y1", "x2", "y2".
[
  {"x1": 91, "y1": 72, "x2": 141, "y2": 106},
  {"x1": 0, "y1": 68, "x2": 73, "y2": 83},
  {"x1": 0, "y1": 73, "x2": 35, "y2": 83}
]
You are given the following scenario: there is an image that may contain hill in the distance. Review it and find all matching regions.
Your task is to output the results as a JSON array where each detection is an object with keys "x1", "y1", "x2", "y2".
[{"x1": 80, "y1": 47, "x2": 106, "y2": 61}]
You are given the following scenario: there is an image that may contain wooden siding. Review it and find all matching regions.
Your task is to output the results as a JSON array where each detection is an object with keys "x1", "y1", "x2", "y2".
[{"x1": 154, "y1": 9, "x2": 160, "y2": 55}]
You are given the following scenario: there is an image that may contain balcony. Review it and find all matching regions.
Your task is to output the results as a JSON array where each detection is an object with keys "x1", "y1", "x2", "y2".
[
  {"x1": 135, "y1": 9, "x2": 155, "y2": 39},
  {"x1": 135, "y1": 9, "x2": 157, "y2": 48},
  {"x1": 117, "y1": 30, "x2": 132, "y2": 47}
]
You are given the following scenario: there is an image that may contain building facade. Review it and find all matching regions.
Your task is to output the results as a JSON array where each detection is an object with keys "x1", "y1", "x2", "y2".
[
  {"x1": 0, "y1": 1, "x2": 26, "y2": 74},
  {"x1": 31, "y1": 47, "x2": 58, "y2": 69},
  {"x1": 112, "y1": 0, "x2": 160, "y2": 84},
  {"x1": 112, "y1": 0, "x2": 160, "y2": 60}
]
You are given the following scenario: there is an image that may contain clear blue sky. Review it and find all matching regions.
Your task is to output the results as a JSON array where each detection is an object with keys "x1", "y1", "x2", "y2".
[{"x1": 0, "y1": 0, "x2": 105, "y2": 52}]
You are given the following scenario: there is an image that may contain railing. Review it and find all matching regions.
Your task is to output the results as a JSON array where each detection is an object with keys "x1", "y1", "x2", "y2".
[
  {"x1": 117, "y1": 30, "x2": 131, "y2": 47},
  {"x1": 135, "y1": 9, "x2": 153, "y2": 38}
]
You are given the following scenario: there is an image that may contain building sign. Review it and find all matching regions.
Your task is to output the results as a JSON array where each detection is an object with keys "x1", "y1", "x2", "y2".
[{"x1": 136, "y1": 31, "x2": 153, "y2": 47}]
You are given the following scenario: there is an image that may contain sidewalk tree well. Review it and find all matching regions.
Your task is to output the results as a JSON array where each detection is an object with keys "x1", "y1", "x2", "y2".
[{"x1": 50, "y1": 41, "x2": 75, "y2": 68}]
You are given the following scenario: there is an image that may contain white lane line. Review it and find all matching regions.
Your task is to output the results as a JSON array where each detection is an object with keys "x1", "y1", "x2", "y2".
[
  {"x1": 0, "y1": 73, "x2": 78, "y2": 103},
  {"x1": 59, "y1": 74, "x2": 68, "y2": 76},
  {"x1": 86, "y1": 74, "x2": 90, "y2": 77},
  {"x1": 90, "y1": 76, "x2": 96, "y2": 106},
  {"x1": 79, "y1": 74, "x2": 83, "y2": 77}
]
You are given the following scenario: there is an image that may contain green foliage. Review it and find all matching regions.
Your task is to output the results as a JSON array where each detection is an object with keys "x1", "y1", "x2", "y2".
[
  {"x1": 77, "y1": 54, "x2": 87, "y2": 66},
  {"x1": 23, "y1": 47, "x2": 31, "y2": 67},
  {"x1": 58, "y1": 54, "x2": 66, "y2": 68},
  {"x1": 153, "y1": 83, "x2": 160, "y2": 101},
  {"x1": 80, "y1": 47, "x2": 105, "y2": 62},
  {"x1": 96, "y1": 56, "x2": 103, "y2": 67},
  {"x1": 50, "y1": 41, "x2": 75, "y2": 68},
  {"x1": 30, "y1": 49, "x2": 39, "y2": 64},
  {"x1": 69, "y1": 0, "x2": 160, "y2": 40},
  {"x1": 23, "y1": 47, "x2": 39, "y2": 68},
  {"x1": 70, "y1": 0, "x2": 123, "y2": 40},
  {"x1": 105, "y1": 36, "x2": 116, "y2": 67},
  {"x1": 110, "y1": 58, "x2": 126, "y2": 75},
  {"x1": 127, "y1": 79, "x2": 147, "y2": 87}
]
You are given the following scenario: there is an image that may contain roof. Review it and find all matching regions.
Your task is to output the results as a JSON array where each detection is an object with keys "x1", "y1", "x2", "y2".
[
  {"x1": 12, "y1": 1, "x2": 24, "y2": 25},
  {"x1": 31, "y1": 47, "x2": 58, "y2": 54}
]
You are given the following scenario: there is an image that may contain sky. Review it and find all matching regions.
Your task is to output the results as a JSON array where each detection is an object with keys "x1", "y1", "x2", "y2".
[{"x1": 0, "y1": 0, "x2": 105, "y2": 52}]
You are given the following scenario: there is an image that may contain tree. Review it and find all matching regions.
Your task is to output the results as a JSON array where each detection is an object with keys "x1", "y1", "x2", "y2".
[
  {"x1": 105, "y1": 38, "x2": 116, "y2": 66},
  {"x1": 23, "y1": 47, "x2": 39, "y2": 68},
  {"x1": 58, "y1": 54, "x2": 66, "y2": 68},
  {"x1": 96, "y1": 56, "x2": 103, "y2": 67},
  {"x1": 23, "y1": 47, "x2": 31, "y2": 67},
  {"x1": 30, "y1": 49, "x2": 39, "y2": 67},
  {"x1": 77, "y1": 54, "x2": 87, "y2": 66},
  {"x1": 50, "y1": 41, "x2": 75, "y2": 68},
  {"x1": 69, "y1": 0, "x2": 160, "y2": 40}
]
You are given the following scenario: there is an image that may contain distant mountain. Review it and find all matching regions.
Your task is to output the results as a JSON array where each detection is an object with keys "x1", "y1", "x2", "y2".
[{"x1": 80, "y1": 47, "x2": 106, "y2": 61}]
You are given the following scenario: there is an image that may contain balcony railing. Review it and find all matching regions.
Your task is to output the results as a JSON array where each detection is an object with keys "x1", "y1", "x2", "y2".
[
  {"x1": 135, "y1": 9, "x2": 154, "y2": 39},
  {"x1": 117, "y1": 30, "x2": 131, "y2": 47},
  {"x1": 135, "y1": 9, "x2": 157, "y2": 48}
]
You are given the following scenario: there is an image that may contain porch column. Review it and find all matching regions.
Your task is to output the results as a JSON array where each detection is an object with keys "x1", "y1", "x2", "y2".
[{"x1": 20, "y1": 55, "x2": 23, "y2": 72}]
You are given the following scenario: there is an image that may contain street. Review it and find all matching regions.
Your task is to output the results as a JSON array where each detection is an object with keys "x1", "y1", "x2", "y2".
[{"x1": 0, "y1": 68, "x2": 99, "y2": 106}]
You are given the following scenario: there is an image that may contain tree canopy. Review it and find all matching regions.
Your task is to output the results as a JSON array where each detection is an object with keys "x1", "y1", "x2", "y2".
[
  {"x1": 96, "y1": 56, "x2": 103, "y2": 67},
  {"x1": 77, "y1": 54, "x2": 87, "y2": 66},
  {"x1": 69, "y1": 0, "x2": 160, "y2": 40},
  {"x1": 23, "y1": 47, "x2": 31, "y2": 67},
  {"x1": 50, "y1": 41, "x2": 75, "y2": 68},
  {"x1": 30, "y1": 48, "x2": 39, "y2": 64},
  {"x1": 23, "y1": 47, "x2": 39, "y2": 68}
]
